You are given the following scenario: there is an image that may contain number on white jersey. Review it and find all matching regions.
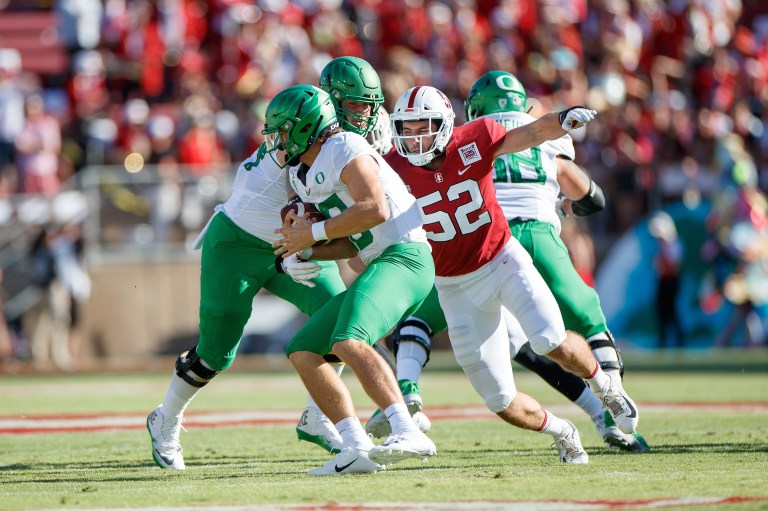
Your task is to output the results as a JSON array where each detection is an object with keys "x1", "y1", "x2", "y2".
[
  {"x1": 317, "y1": 193, "x2": 374, "y2": 251},
  {"x1": 416, "y1": 179, "x2": 491, "y2": 242},
  {"x1": 493, "y1": 146, "x2": 545, "y2": 184}
]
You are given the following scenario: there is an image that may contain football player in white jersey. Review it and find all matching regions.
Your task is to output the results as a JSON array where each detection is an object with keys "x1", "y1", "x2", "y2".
[
  {"x1": 146, "y1": 140, "x2": 349, "y2": 470},
  {"x1": 266, "y1": 84, "x2": 436, "y2": 475},
  {"x1": 294, "y1": 57, "x2": 431, "y2": 454}
]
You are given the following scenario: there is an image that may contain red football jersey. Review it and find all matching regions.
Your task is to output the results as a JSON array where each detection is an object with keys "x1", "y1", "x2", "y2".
[{"x1": 386, "y1": 118, "x2": 510, "y2": 276}]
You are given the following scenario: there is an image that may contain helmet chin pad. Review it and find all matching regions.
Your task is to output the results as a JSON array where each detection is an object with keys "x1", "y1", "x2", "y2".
[{"x1": 406, "y1": 150, "x2": 437, "y2": 167}]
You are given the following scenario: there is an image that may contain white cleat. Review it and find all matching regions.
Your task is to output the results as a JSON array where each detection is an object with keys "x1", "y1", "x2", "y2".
[
  {"x1": 365, "y1": 408, "x2": 432, "y2": 438},
  {"x1": 307, "y1": 447, "x2": 384, "y2": 476},
  {"x1": 296, "y1": 406, "x2": 343, "y2": 454},
  {"x1": 412, "y1": 411, "x2": 431, "y2": 433},
  {"x1": 146, "y1": 406, "x2": 185, "y2": 470},
  {"x1": 364, "y1": 408, "x2": 390, "y2": 439},
  {"x1": 368, "y1": 429, "x2": 436, "y2": 466},
  {"x1": 598, "y1": 383, "x2": 639, "y2": 434},
  {"x1": 553, "y1": 420, "x2": 589, "y2": 464}
]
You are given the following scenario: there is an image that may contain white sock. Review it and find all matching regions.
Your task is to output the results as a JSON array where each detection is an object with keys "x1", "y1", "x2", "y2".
[
  {"x1": 159, "y1": 374, "x2": 200, "y2": 418},
  {"x1": 396, "y1": 346, "x2": 425, "y2": 383},
  {"x1": 335, "y1": 416, "x2": 374, "y2": 451},
  {"x1": 586, "y1": 364, "x2": 612, "y2": 396},
  {"x1": 574, "y1": 387, "x2": 605, "y2": 424},
  {"x1": 385, "y1": 402, "x2": 419, "y2": 435},
  {"x1": 306, "y1": 363, "x2": 344, "y2": 408},
  {"x1": 538, "y1": 410, "x2": 572, "y2": 438}
]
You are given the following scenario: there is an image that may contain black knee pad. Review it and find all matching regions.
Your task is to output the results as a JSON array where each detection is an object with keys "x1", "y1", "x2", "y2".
[
  {"x1": 175, "y1": 346, "x2": 220, "y2": 388},
  {"x1": 587, "y1": 331, "x2": 624, "y2": 378},
  {"x1": 513, "y1": 343, "x2": 586, "y2": 402},
  {"x1": 392, "y1": 317, "x2": 432, "y2": 366}
]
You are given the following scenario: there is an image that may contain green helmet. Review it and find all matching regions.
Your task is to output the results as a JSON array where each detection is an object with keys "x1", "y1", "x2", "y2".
[
  {"x1": 464, "y1": 70, "x2": 527, "y2": 121},
  {"x1": 319, "y1": 56, "x2": 384, "y2": 137},
  {"x1": 261, "y1": 85, "x2": 339, "y2": 168}
]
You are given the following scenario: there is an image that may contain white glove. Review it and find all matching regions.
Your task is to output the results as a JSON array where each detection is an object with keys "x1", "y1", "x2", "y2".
[
  {"x1": 279, "y1": 253, "x2": 321, "y2": 288},
  {"x1": 559, "y1": 107, "x2": 597, "y2": 131}
]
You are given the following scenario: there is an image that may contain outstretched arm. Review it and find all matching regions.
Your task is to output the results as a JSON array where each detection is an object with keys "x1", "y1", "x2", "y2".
[{"x1": 493, "y1": 107, "x2": 596, "y2": 159}]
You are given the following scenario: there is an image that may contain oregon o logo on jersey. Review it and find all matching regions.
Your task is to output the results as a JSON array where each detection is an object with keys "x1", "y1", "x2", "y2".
[{"x1": 315, "y1": 172, "x2": 325, "y2": 184}]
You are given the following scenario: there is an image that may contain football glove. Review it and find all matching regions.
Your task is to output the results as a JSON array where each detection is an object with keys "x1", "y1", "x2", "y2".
[
  {"x1": 275, "y1": 253, "x2": 321, "y2": 288},
  {"x1": 559, "y1": 107, "x2": 597, "y2": 131}
]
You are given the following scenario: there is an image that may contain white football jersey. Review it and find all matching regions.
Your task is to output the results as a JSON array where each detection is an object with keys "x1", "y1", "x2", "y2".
[
  {"x1": 482, "y1": 111, "x2": 576, "y2": 234},
  {"x1": 288, "y1": 132, "x2": 427, "y2": 265},
  {"x1": 220, "y1": 143, "x2": 293, "y2": 244}
]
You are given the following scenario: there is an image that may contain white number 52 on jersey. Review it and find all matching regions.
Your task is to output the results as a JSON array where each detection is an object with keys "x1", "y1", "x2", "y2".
[{"x1": 416, "y1": 179, "x2": 491, "y2": 242}]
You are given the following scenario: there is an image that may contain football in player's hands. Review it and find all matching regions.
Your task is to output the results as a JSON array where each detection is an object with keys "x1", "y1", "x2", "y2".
[{"x1": 280, "y1": 201, "x2": 326, "y2": 226}]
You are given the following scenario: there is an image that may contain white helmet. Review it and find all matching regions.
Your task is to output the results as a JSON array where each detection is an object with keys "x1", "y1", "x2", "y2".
[
  {"x1": 391, "y1": 86, "x2": 455, "y2": 166},
  {"x1": 368, "y1": 105, "x2": 393, "y2": 155}
]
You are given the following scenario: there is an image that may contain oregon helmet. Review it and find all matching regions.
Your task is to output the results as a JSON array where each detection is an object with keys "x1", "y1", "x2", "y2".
[
  {"x1": 465, "y1": 70, "x2": 527, "y2": 121},
  {"x1": 262, "y1": 85, "x2": 339, "y2": 168},
  {"x1": 319, "y1": 56, "x2": 384, "y2": 137}
]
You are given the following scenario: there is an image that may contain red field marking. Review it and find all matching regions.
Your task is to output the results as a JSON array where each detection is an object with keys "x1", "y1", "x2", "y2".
[
  {"x1": 53, "y1": 496, "x2": 768, "y2": 511},
  {"x1": 2, "y1": 402, "x2": 767, "y2": 435}
]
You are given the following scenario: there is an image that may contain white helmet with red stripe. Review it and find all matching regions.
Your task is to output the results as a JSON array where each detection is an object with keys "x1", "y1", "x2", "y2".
[{"x1": 391, "y1": 86, "x2": 455, "y2": 166}]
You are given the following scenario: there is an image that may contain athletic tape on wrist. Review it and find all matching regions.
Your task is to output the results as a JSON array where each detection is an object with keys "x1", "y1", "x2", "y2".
[{"x1": 311, "y1": 221, "x2": 328, "y2": 242}]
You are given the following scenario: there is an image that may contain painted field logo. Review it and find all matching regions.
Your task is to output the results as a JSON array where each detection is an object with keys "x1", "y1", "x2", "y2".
[{"x1": 459, "y1": 142, "x2": 481, "y2": 166}]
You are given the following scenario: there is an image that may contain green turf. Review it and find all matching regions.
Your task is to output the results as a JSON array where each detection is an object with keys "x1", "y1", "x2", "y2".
[{"x1": 1, "y1": 364, "x2": 767, "y2": 510}]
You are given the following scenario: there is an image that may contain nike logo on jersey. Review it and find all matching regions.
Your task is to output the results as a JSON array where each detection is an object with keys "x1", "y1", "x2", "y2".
[
  {"x1": 335, "y1": 458, "x2": 359, "y2": 472},
  {"x1": 458, "y1": 166, "x2": 470, "y2": 176}
]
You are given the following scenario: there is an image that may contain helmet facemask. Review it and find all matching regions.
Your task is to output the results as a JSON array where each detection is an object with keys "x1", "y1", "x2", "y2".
[
  {"x1": 393, "y1": 117, "x2": 449, "y2": 166},
  {"x1": 368, "y1": 106, "x2": 393, "y2": 155}
]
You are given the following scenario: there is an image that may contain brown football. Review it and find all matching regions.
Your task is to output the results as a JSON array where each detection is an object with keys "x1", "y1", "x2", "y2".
[{"x1": 280, "y1": 201, "x2": 326, "y2": 226}]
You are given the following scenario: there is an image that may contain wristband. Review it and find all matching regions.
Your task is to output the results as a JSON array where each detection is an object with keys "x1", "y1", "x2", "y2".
[
  {"x1": 311, "y1": 220, "x2": 328, "y2": 242},
  {"x1": 299, "y1": 247, "x2": 313, "y2": 260}
]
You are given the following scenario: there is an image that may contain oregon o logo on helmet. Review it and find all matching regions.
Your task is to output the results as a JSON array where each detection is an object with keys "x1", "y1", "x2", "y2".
[
  {"x1": 496, "y1": 75, "x2": 518, "y2": 90},
  {"x1": 315, "y1": 172, "x2": 325, "y2": 184}
]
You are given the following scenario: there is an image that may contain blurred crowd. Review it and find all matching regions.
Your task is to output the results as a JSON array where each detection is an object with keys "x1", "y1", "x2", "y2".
[
  {"x1": 2, "y1": 0, "x2": 768, "y2": 365},
  {"x1": 0, "y1": 0, "x2": 765, "y2": 221}
]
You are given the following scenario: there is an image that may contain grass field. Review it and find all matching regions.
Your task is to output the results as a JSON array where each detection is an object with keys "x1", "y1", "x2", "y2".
[{"x1": 1, "y1": 351, "x2": 768, "y2": 511}]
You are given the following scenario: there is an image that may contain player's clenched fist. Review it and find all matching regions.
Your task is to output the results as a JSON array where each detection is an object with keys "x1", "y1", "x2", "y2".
[{"x1": 559, "y1": 107, "x2": 597, "y2": 131}]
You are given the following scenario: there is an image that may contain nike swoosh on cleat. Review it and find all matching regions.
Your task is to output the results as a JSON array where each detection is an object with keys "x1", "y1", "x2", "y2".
[
  {"x1": 625, "y1": 402, "x2": 638, "y2": 419},
  {"x1": 154, "y1": 449, "x2": 176, "y2": 467},
  {"x1": 335, "y1": 458, "x2": 359, "y2": 472}
]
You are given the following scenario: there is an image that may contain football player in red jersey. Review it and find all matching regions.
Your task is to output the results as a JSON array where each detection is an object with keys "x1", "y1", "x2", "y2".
[{"x1": 385, "y1": 85, "x2": 639, "y2": 463}]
